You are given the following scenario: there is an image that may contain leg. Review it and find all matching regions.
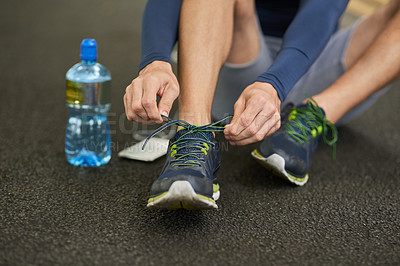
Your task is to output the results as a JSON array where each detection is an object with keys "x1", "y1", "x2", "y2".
[
  {"x1": 148, "y1": 0, "x2": 262, "y2": 209},
  {"x1": 212, "y1": 1, "x2": 272, "y2": 122},
  {"x1": 226, "y1": 0, "x2": 260, "y2": 64},
  {"x1": 178, "y1": 0, "x2": 259, "y2": 125},
  {"x1": 314, "y1": 0, "x2": 400, "y2": 124},
  {"x1": 252, "y1": 1, "x2": 400, "y2": 186},
  {"x1": 344, "y1": 0, "x2": 400, "y2": 68},
  {"x1": 284, "y1": 0, "x2": 400, "y2": 123}
]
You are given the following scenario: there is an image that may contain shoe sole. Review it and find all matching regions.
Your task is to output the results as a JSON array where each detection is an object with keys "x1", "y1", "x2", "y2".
[
  {"x1": 251, "y1": 150, "x2": 308, "y2": 186},
  {"x1": 147, "y1": 181, "x2": 219, "y2": 210}
]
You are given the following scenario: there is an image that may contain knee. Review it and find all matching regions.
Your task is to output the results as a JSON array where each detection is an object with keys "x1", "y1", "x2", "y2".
[{"x1": 234, "y1": 0, "x2": 256, "y2": 24}]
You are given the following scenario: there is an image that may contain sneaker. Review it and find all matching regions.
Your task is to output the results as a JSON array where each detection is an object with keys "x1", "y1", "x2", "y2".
[
  {"x1": 144, "y1": 116, "x2": 231, "y2": 210},
  {"x1": 251, "y1": 99, "x2": 338, "y2": 186}
]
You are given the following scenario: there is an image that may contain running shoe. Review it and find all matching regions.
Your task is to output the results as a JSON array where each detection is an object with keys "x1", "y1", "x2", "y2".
[
  {"x1": 251, "y1": 99, "x2": 338, "y2": 186},
  {"x1": 144, "y1": 115, "x2": 231, "y2": 210}
]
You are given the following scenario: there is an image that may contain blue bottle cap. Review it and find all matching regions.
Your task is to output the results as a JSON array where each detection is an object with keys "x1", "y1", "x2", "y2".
[{"x1": 80, "y1": 39, "x2": 97, "y2": 61}]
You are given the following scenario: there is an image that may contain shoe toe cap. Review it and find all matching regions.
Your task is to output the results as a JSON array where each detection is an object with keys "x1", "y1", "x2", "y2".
[
  {"x1": 150, "y1": 172, "x2": 213, "y2": 198},
  {"x1": 259, "y1": 133, "x2": 309, "y2": 177}
]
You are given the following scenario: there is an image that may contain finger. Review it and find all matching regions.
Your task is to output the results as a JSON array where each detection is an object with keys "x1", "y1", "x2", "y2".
[
  {"x1": 229, "y1": 110, "x2": 272, "y2": 141},
  {"x1": 131, "y1": 79, "x2": 148, "y2": 122},
  {"x1": 230, "y1": 115, "x2": 280, "y2": 146},
  {"x1": 230, "y1": 103, "x2": 280, "y2": 141},
  {"x1": 224, "y1": 98, "x2": 245, "y2": 137},
  {"x1": 142, "y1": 78, "x2": 162, "y2": 123},
  {"x1": 123, "y1": 92, "x2": 132, "y2": 121},
  {"x1": 264, "y1": 115, "x2": 281, "y2": 138},
  {"x1": 228, "y1": 100, "x2": 262, "y2": 137},
  {"x1": 125, "y1": 85, "x2": 137, "y2": 121},
  {"x1": 158, "y1": 83, "x2": 179, "y2": 118}
]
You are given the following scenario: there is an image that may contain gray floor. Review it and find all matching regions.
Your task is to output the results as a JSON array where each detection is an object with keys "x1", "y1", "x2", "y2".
[{"x1": 1, "y1": 0, "x2": 399, "y2": 265}]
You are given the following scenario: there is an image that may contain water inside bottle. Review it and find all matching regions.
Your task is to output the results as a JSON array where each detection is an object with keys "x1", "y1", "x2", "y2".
[{"x1": 65, "y1": 104, "x2": 111, "y2": 166}]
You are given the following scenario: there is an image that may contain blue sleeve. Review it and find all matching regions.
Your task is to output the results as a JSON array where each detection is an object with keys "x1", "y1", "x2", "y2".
[
  {"x1": 256, "y1": 0, "x2": 349, "y2": 101},
  {"x1": 139, "y1": 0, "x2": 182, "y2": 72}
]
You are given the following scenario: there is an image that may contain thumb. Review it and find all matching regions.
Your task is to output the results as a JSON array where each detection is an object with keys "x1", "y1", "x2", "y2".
[{"x1": 158, "y1": 86, "x2": 178, "y2": 118}]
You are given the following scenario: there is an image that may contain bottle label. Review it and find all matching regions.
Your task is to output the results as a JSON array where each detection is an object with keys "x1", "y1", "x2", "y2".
[{"x1": 66, "y1": 80, "x2": 111, "y2": 105}]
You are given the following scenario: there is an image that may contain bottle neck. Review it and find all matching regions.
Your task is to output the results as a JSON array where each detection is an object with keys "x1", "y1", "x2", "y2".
[{"x1": 81, "y1": 59, "x2": 96, "y2": 65}]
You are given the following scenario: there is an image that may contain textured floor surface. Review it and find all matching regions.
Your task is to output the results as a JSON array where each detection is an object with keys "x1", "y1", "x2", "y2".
[{"x1": 1, "y1": 0, "x2": 399, "y2": 265}]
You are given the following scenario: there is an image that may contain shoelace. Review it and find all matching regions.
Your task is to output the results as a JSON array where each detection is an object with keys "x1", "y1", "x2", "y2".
[
  {"x1": 285, "y1": 98, "x2": 338, "y2": 158},
  {"x1": 143, "y1": 115, "x2": 232, "y2": 167}
]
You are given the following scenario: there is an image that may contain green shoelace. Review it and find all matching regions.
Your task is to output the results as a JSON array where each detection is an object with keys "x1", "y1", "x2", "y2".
[{"x1": 285, "y1": 98, "x2": 338, "y2": 159}]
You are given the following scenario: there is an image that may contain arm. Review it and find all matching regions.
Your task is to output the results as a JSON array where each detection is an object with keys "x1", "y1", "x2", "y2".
[
  {"x1": 257, "y1": 0, "x2": 349, "y2": 101},
  {"x1": 139, "y1": 0, "x2": 182, "y2": 71},
  {"x1": 225, "y1": 0, "x2": 348, "y2": 145},
  {"x1": 124, "y1": 0, "x2": 182, "y2": 123}
]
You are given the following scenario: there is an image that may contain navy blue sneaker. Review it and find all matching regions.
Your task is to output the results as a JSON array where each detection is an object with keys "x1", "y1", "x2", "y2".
[
  {"x1": 144, "y1": 116, "x2": 231, "y2": 210},
  {"x1": 251, "y1": 99, "x2": 338, "y2": 186}
]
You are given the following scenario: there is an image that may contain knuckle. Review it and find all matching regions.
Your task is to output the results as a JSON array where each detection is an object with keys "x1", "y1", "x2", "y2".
[
  {"x1": 132, "y1": 105, "x2": 143, "y2": 113},
  {"x1": 126, "y1": 113, "x2": 136, "y2": 121},
  {"x1": 167, "y1": 90, "x2": 179, "y2": 101},
  {"x1": 248, "y1": 125, "x2": 258, "y2": 135},
  {"x1": 172, "y1": 87, "x2": 180, "y2": 97},
  {"x1": 144, "y1": 74, "x2": 159, "y2": 85},
  {"x1": 264, "y1": 104, "x2": 275, "y2": 116},
  {"x1": 255, "y1": 133, "x2": 264, "y2": 142},
  {"x1": 234, "y1": 101, "x2": 242, "y2": 110},
  {"x1": 130, "y1": 78, "x2": 138, "y2": 87},
  {"x1": 142, "y1": 100, "x2": 154, "y2": 108},
  {"x1": 225, "y1": 128, "x2": 233, "y2": 136},
  {"x1": 165, "y1": 85, "x2": 179, "y2": 99},
  {"x1": 158, "y1": 101, "x2": 171, "y2": 110},
  {"x1": 170, "y1": 83, "x2": 179, "y2": 92},
  {"x1": 265, "y1": 130, "x2": 274, "y2": 138},
  {"x1": 148, "y1": 112, "x2": 159, "y2": 120},
  {"x1": 276, "y1": 119, "x2": 281, "y2": 129},
  {"x1": 128, "y1": 110, "x2": 137, "y2": 119},
  {"x1": 240, "y1": 116, "x2": 251, "y2": 127},
  {"x1": 257, "y1": 96, "x2": 267, "y2": 105},
  {"x1": 258, "y1": 112, "x2": 269, "y2": 120}
]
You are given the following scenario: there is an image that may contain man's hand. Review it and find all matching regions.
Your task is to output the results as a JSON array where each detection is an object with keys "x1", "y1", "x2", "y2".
[
  {"x1": 224, "y1": 82, "x2": 281, "y2": 145},
  {"x1": 124, "y1": 61, "x2": 179, "y2": 124}
]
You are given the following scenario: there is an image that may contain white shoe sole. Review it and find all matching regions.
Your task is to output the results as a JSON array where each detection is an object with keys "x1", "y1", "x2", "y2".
[
  {"x1": 251, "y1": 151, "x2": 308, "y2": 186},
  {"x1": 147, "y1": 181, "x2": 218, "y2": 210}
]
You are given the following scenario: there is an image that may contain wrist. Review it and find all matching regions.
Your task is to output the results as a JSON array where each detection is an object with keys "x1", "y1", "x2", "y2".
[
  {"x1": 255, "y1": 82, "x2": 281, "y2": 103},
  {"x1": 140, "y1": 60, "x2": 172, "y2": 75}
]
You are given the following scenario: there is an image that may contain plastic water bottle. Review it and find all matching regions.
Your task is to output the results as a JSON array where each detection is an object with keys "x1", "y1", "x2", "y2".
[{"x1": 65, "y1": 39, "x2": 111, "y2": 167}]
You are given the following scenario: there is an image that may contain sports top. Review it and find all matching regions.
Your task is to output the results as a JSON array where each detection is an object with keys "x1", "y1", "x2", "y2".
[{"x1": 139, "y1": 0, "x2": 348, "y2": 101}]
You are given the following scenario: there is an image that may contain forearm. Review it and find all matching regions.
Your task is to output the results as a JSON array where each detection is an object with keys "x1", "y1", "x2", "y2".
[
  {"x1": 139, "y1": 0, "x2": 182, "y2": 72},
  {"x1": 314, "y1": 9, "x2": 400, "y2": 123},
  {"x1": 257, "y1": 0, "x2": 348, "y2": 100}
]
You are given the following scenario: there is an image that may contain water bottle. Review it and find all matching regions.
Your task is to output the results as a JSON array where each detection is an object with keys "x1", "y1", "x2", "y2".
[{"x1": 65, "y1": 39, "x2": 111, "y2": 167}]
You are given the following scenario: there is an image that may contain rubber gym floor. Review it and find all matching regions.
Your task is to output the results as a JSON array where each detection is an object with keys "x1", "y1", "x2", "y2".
[{"x1": 1, "y1": 0, "x2": 399, "y2": 264}]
